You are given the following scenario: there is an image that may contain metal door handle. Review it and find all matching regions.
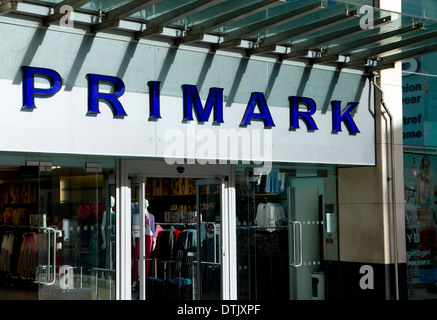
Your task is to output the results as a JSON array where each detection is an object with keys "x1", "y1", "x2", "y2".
[
  {"x1": 289, "y1": 221, "x2": 302, "y2": 267},
  {"x1": 41, "y1": 227, "x2": 57, "y2": 285}
]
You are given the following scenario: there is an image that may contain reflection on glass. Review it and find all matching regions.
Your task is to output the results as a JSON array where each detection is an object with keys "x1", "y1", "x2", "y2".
[
  {"x1": 132, "y1": 177, "x2": 198, "y2": 300},
  {"x1": 131, "y1": 177, "x2": 222, "y2": 300},
  {"x1": 0, "y1": 164, "x2": 115, "y2": 300},
  {"x1": 235, "y1": 165, "x2": 338, "y2": 300},
  {"x1": 235, "y1": 168, "x2": 289, "y2": 300},
  {"x1": 197, "y1": 182, "x2": 221, "y2": 300},
  {"x1": 38, "y1": 166, "x2": 116, "y2": 300},
  {"x1": 404, "y1": 154, "x2": 437, "y2": 299}
]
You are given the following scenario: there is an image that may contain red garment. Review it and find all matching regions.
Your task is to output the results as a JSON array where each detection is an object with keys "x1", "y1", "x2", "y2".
[
  {"x1": 173, "y1": 229, "x2": 182, "y2": 245},
  {"x1": 133, "y1": 235, "x2": 153, "y2": 282}
]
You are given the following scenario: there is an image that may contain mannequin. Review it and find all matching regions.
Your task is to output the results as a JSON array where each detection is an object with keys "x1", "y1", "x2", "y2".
[
  {"x1": 101, "y1": 196, "x2": 116, "y2": 251},
  {"x1": 132, "y1": 199, "x2": 156, "y2": 288},
  {"x1": 144, "y1": 199, "x2": 157, "y2": 272}
]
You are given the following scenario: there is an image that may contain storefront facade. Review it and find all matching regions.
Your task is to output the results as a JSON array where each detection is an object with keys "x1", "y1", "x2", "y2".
[
  {"x1": 0, "y1": 0, "x2": 434, "y2": 301},
  {"x1": 402, "y1": 0, "x2": 437, "y2": 300}
]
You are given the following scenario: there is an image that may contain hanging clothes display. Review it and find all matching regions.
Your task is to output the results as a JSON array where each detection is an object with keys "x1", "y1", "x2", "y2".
[
  {"x1": 0, "y1": 228, "x2": 39, "y2": 281},
  {"x1": 16, "y1": 232, "x2": 38, "y2": 279},
  {"x1": 265, "y1": 172, "x2": 286, "y2": 193},
  {"x1": 0, "y1": 232, "x2": 14, "y2": 274},
  {"x1": 255, "y1": 202, "x2": 286, "y2": 231},
  {"x1": 254, "y1": 171, "x2": 286, "y2": 194}
]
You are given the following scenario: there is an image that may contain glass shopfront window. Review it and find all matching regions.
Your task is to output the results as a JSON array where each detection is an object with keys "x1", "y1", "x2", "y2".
[
  {"x1": 402, "y1": 0, "x2": 437, "y2": 300},
  {"x1": 0, "y1": 155, "x2": 116, "y2": 300},
  {"x1": 404, "y1": 153, "x2": 437, "y2": 299},
  {"x1": 235, "y1": 164, "x2": 339, "y2": 300},
  {"x1": 130, "y1": 176, "x2": 225, "y2": 301}
]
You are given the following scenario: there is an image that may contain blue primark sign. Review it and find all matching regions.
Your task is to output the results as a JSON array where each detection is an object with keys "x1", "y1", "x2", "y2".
[{"x1": 22, "y1": 66, "x2": 360, "y2": 134}]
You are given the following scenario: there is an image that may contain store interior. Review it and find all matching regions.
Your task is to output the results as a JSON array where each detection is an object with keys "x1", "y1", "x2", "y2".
[
  {"x1": 131, "y1": 176, "x2": 221, "y2": 300},
  {"x1": 0, "y1": 164, "x2": 114, "y2": 300}
]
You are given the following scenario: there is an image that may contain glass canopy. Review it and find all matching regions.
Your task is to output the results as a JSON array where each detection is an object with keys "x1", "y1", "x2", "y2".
[{"x1": 4, "y1": 0, "x2": 437, "y2": 71}]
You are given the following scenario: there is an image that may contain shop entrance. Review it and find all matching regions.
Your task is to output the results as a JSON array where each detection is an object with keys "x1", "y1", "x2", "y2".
[
  {"x1": 288, "y1": 175, "x2": 332, "y2": 300},
  {"x1": 0, "y1": 159, "x2": 116, "y2": 300},
  {"x1": 125, "y1": 160, "x2": 231, "y2": 300},
  {"x1": 235, "y1": 166, "x2": 338, "y2": 300}
]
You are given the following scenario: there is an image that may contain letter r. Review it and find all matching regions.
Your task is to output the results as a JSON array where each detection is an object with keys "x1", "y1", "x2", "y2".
[
  {"x1": 87, "y1": 74, "x2": 127, "y2": 117},
  {"x1": 288, "y1": 96, "x2": 318, "y2": 131},
  {"x1": 22, "y1": 66, "x2": 63, "y2": 109}
]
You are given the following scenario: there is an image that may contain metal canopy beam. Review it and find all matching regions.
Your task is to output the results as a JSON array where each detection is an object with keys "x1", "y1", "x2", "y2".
[
  {"x1": 175, "y1": 0, "x2": 284, "y2": 46},
  {"x1": 212, "y1": 0, "x2": 323, "y2": 51},
  {"x1": 339, "y1": 58, "x2": 376, "y2": 69},
  {"x1": 368, "y1": 43, "x2": 437, "y2": 72},
  {"x1": 105, "y1": 0, "x2": 162, "y2": 20},
  {"x1": 91, "y1": 0, "x2": 163, "y2": 33},
  {"x1": 247, "y1": 9, "x2": 358, "y2": 56},
  {"x1": 280, "y1": 15, "x2": 392, "y2": 61},
  {"x1": 135, "y1": 0, "x2": 226, "y2": 39},
  {"x1": 0, "y1": 0, "x2": 20, "y2": 16},
  {"x1": 43, "y1": 0, "x2": 92, "y2": 26},
  {"x1": 311, "y1": 22, "x2": 424, "y2": 64},
  {"x1": 7, "y1": 0, "x2": 437, "y2": 71},
  {"x1": 53, "y1": 0, "x2": 92, "y2": 10},
  {"x1": 344, "y1": 26, "x2": 437, "y2": 66}
]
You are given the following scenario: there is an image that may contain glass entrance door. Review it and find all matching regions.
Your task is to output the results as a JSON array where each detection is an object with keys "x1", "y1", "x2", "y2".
[
  {"x1": 196, "y1": 179, "x2": 223, "y2": 300},
  {"x1": 288, "y1": 182, "x2": 321, "y2": 300},
  {"x1": 35, "y1": 162, "x2": 116, "y2": 300},
  {"x1": 235, "y1": 167, "x2": 338, "y2": 300},
  {"x1": 130, "y1": 176, "x2": 224, "y2": 300},
  {"x1": 288, "y1": 175, "x2": 336, "y2": 300}
]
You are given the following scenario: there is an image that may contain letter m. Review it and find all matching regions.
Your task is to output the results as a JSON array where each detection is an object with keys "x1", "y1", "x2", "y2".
[
  {"x1": 182, "y1": 85, "x2": 224, "y2": 123},
  {"x1": 331, "y1": 101, "x2": 360, "y2": 134}
]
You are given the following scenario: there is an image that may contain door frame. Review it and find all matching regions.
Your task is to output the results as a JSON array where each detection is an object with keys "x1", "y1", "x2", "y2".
[{"x1": 116, "y1": 158, "x2": 237, "y2": 300}]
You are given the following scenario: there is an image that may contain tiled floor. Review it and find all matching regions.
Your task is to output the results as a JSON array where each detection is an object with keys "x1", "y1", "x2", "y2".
[
  {"x1": 408, "y1": 287, "x2": 437, "y2": 300},
  {"x1": 0, "y1": 287, "x2": 37, "y2": 300}
]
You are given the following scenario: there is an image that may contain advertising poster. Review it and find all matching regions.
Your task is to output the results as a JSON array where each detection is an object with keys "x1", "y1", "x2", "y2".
[
  {"x1": 402, "y1": 0, "x2": 437, "y2": 149},
  {"x1": 402, "y1": 68, "x2": 425, "y2": 146},
  {"x1": 402, "y1": 56, "x2": 437, "y2": 149},
  {"x1": 404, "y1": 153, "x2": 437, "y2": 284}
]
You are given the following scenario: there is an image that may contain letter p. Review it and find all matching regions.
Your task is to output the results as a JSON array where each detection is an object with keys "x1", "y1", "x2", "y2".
[{"x1": 22, "y1": 66, "x2": 62, "y2": 109}]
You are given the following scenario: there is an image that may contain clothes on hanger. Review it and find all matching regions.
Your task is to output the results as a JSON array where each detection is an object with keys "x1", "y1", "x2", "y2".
[
  {"x1": 255, "y1": 202, "x2": 286, "y2": 231},
  {"x1": 265, "y1": 172, "x2": 286, "y2": 193}
]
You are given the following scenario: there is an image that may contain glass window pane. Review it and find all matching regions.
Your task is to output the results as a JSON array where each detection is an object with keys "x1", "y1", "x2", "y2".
[{"x1": 235, "y1": 164, "x2": 338, "y2": 300}]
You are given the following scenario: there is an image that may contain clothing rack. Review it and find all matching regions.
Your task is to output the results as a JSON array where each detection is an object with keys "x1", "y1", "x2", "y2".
[
  {"x1": 158, "y1": 222, "x2": 196, "y2": 228},
  {"x1": 248, "y1": 223, "x2": 289, "y2": 300},
  {"x1": 0, "y1": 225, "x2": 39, "y2": 284},
  {"x1": 245, "y1": 226, "x2": 288, "y2": 230}
]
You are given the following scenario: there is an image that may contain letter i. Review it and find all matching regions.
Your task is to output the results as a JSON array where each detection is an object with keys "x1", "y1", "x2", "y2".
[{"x1": 148, "y1": 81, "x2": 161, "y2": 120}]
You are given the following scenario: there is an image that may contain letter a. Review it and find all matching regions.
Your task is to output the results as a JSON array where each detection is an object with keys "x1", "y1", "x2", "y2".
[
  {"x1": 359, "y1": 265, "x2": 374, "y2": 290},
  {"x1": 240, "y1": 92, "x2": 275, "y2": 127},
  {"x1": 359, "y1": 5, "x2": 374, "y2": 30}
]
